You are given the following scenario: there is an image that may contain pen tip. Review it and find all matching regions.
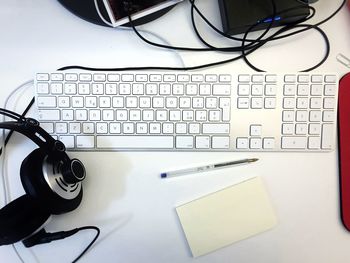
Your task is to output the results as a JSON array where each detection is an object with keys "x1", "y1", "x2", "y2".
[
  {"x1": 249, "y1": 158, "x2": 259, "y2": 163},
  {"x1": 160, "y1": 173, "x2": 167, "y2": 178}
]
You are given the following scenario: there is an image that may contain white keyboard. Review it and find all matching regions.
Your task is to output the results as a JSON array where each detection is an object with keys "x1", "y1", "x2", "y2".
[{"x1": 34, "y1": 71, "x2": 338, "y2": 151}]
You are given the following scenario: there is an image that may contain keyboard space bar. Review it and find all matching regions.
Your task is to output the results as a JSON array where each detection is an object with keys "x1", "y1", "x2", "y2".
[{"x1": 96, "y1": 136, "x2": 174, "y2": 149}]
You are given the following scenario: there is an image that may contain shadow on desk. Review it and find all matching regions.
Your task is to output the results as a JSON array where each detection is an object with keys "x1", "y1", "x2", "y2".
[{"x1": 70, "y1": 152, "x2": 131, "y2": 219}]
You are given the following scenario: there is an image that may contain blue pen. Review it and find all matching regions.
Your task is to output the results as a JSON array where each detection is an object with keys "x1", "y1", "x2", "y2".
[{"x1": 160, "y1": 158, "x2": 258, "y2": 178}]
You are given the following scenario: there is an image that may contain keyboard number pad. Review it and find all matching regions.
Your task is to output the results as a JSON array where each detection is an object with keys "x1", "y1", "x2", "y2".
[{"x1": 281, "y1": 74, "x2": 337, "y2": 150}]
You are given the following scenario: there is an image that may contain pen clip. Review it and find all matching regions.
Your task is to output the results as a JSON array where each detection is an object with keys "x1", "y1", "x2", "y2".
[{"x1": 336, "y1": 53, "x2": 350, "y2": 68}]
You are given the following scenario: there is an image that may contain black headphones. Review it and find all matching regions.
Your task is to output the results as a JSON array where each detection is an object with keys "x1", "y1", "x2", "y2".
[{"x1": 0, "y1": 108, "x2": 86, "y2": 246}]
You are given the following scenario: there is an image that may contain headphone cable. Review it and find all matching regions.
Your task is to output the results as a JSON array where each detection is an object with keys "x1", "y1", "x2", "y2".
[
  {"x1": 22, "y1": 226, "x2": 100, "y2": 263},
  {"x1": 72, "y1": 226, "x2": 100, "y2": 263}
]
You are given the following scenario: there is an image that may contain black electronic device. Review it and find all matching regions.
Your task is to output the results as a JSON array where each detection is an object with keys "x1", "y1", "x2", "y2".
[
  {"x1": 57, "y1": 0, "x2": 176, "y2": 27},
  {"x1": 0, "y1": 108, "x2": 86, "y2": 246},
  {"x1": 218, "y1": 0, "x2": 311, "y2": 35}
]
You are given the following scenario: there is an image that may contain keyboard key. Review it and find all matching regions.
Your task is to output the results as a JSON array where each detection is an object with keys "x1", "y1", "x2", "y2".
[
  {"x1": 37, "y1": 73, "x2": 49, "y2": 81},
  {"x1": 311, "y1": 75, "x2": 323, "y2": 83},
  {"x1": 251, "y1": 84, "x2": 263, "y2": 95},
  {"x1": 37, "y1": 83, "x2": 49, "y2": 94},
  {"x1": 297, "y1": 84, "x2": 309, "y2": 96},
  {"x1": 250, "y1": 138, "x2": 262, "y2": 149},
  {"x1": 298, "y1": 74, "x2": 309, "y2": 83},
  {"x1": 285, "y1": 74, "x2": 296, "y2": 83},
  {"x1": 219, "y1": 74, "x2": 231, "y2": 82},
  {"x1": 59, "y1": 135, "x2": 75, "y2": 148},
  {"x1": 309, "y1": 123, "x2": 321, "y2": 135},
  {"x1": 251, "y1": 97, "x2": 263, "y2": 109},
  {"x1": 213, "y1": 84, "x2": 230, "y2": 95},
  {"x1": 264, "y1": 97, "x2": 276, "y2": 109},
  {"x1": 324, "y1": 85, "x2": 336, "y2": 96},
  {"x1": 308, "y1": 137, "x2": 321, "y2": 149},
  {"x1": 163, "y1": 74, "x2": 175, "y2": 82},
  {"x1": 93, "y1": 74, "x2": 106, "y2": 82},
  {"x1": 176, "y1": 136, "x2": 194, "y2": 148},
  {"x1": 205, "y1": 74, "x2": 217, "y2": 82},
  {"x1": 310, "y1": 84, "x2": 323, "y2": 96},
  {"x1": 212, "y1": 136, "x2": 230, "y2": 149},
  {"x1": 195, "y1": 136, "x2": 210, "y2": 149},
  {"x1": 250, "y1": 125, "x2": 262, "y2": 136},
  {"x1": 79, "y1": 73, "x2": 92, "y2": 82},
  {"x1": 136, "y1": 74, "x2": 147, "y2": 82},
  {"x1": 325, "y1": 75, "x2": 336, "y2": 83},
  {"x1": 252, "y1": 75, "x2": 264, "y2": 83},
  {"x1": 40, "y1": 122, "x2": 54, "y2": 133},
  {"x1": 265, "y1": 74, "x2": 276, "y2": 83},
  {"x1": 107, "y1": 74, "x2": 119, "y2": 82},
  {"x1": 219, "y1": 98, "x2": 231, "y2": 121},
  {"x1": 96, "y1": 136, "x2": 173, "y2": 149},
  {"x1": 202, "y1": 123, "x2": 229, "y2": 134},
  {"x1": 237, "y1": 97, "x2": 249, "y2": 109},
  {"x1": 236, "y1": 138, "x2": 249, "y2": 149},
  {"x1": 265, "y1": 84, "x2": 277, "y2": 96},
  {"x1": 178, "y1": 74, "x2": 190, "y2": 82},
  {"x1": 284, "y1": 84, "x2": 296, "y2": 96},
  {"x1": 37, "y1": 97, "x2": 56, "y2": 108},
  {"x1": 77, "y1": 135, "x2": 95, "y2": 148},
  {"x1": 323, "y1": 98, "x2": 335, "y2": 109},
  {"x1": 263, "y1": 138, "x2": 275, "y2": 149},
  {"x1": 323, "y1": 111, "x2": 334, "y2": 122},
  {"x1": 282, "y1": 111, "x2": 294, "y2": 122},
  {"x1": 51, "y1": 73, "x2": 63, "y2": 81},
  {"x1": 121, "y1": 74, "x2": 134, "y2": 82},
  {"x1": 282, "y1": 123, "x2": 294, "y2": 135},
  {"x1": 150, "y1": 74, "x2": 162, "y2": 82},
  {"x1": 192, "y1": 74, "x2": 204, "y2": 82},
  {"x1": 321, "y1": 124, "x2": 334, "y2": 149},
  {"x1": 238, "y1": 74, "x2": 250, "y2": 82},
  {"x1": 238, "y1": 84, "x2": 250, "y2": 95},
  {"x1": 282, "y1": 137, "x2": 307, "y2": 149}
]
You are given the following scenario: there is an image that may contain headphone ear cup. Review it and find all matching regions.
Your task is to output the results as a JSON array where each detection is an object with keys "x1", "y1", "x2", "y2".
[
  {"x1": 0, "y1": 195, "x2": 50, "y2": 245},
  {"x1": 20, "y1": 148, "x2": 83, "y2": 215}
]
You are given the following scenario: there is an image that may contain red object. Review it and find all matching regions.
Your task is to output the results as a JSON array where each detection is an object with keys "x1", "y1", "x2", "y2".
[{"x1": 338, "y1": 72, "x2": 350, "y2": 231}]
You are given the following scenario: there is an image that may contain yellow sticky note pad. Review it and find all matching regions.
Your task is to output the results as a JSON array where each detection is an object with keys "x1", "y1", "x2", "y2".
[{"x1": 176, "y1": 177, "x2": 277, "y2": 257}]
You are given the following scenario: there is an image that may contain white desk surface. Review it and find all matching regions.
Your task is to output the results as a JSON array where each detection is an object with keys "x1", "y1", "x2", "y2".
[{"x1": 1, "y1": 0, "x2": 350, "y2": 262}]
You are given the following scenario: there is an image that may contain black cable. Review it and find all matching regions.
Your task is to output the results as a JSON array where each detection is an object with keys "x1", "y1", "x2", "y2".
[
  {"x1": 190, "y1": 0, "x2": 315, "y2": 43},
  {"x1": 125, "y1": 0, "x2": 275, "y2": 52},
  {"x1": 188, "y1": 0, "x2": 278, "y2": 52},
  {"x1": 60, "y1": 0, "x2": 345, "y2": 72},
  {"x1": 188, "y1": 0, "x2": 332, "y2": 72},
  {"x1": 23, "y1": 226, "x2": 101, "y2": 262},
  {"x1": 241, "y1": 23, "x2": 330, "y2": 72},
  {"x1": 72, "y1": 226, "x2": 100, "y2": 263},
  {"x1": 123, "y1": 0, "x2": 344, "y2": 72},
  {"x1": 0, "y1": 109, "x2": 22, "y2": 121},
  {"x1": 238, "y1": 0, "x2": 329, "y2": 72}
]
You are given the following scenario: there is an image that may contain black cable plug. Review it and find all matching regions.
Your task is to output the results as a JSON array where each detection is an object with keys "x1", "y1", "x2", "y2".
[{"x1": 23, "y1": 228, "x2": 79, "y2": 247}]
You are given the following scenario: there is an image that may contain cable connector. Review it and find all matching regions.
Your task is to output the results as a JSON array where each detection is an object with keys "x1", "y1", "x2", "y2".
[{"x1": 22, "y1": 228, "x2": 79, "y2": 247}]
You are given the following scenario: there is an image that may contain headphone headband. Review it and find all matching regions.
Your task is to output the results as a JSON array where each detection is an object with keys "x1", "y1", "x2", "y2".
[
  {"x1": 0, "y1": 108, "x2": 86, "y2": 184},
  {"x1": 0, "y1": 110, "x2": 69, "y2": 162}
]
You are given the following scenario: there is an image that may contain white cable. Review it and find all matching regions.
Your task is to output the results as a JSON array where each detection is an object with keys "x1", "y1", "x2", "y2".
[
  {"x1": 94, "y1": 0, "x2": 186, "y2": 67},
  {"x1": 1, "y1": 79, "x2": 34, "y2": 204},
  {"x1": 1, "y1": 79, "x2": 34, "y2": 263}
]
